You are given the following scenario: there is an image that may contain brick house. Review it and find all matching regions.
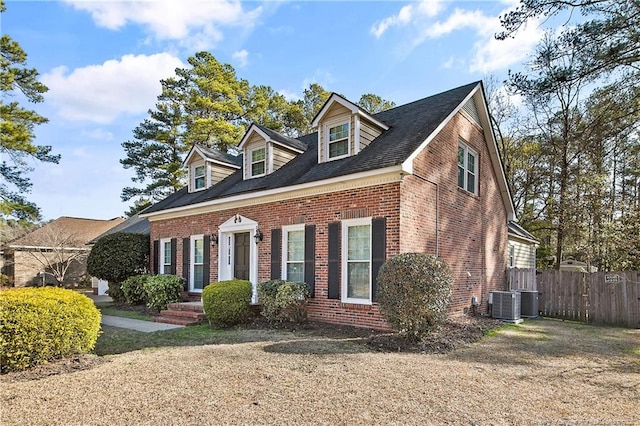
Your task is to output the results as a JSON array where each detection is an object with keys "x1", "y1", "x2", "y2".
[{"x1": 141, "y1": 81, "x2": 515, "y2": 329}]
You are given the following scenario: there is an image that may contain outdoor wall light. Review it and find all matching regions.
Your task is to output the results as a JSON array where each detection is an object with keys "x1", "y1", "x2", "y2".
[
  {"x1": 210, "y1": 234, "x2": 218, "y2": 246},
  {"x1": 254, "y1": 229, "x2": 264, "y2": 244}
]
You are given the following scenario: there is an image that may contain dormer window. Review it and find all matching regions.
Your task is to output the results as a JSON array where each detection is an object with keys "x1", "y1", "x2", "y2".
[
  {"x1": 194, "y1": 165, "x2": 206, "y2": 190},
  {"x1": 250, "y1": 147, "x2": 266, "y2": 177},
  {"x1": 328, "y1": 122, "x2": 350, "y2": 159}
]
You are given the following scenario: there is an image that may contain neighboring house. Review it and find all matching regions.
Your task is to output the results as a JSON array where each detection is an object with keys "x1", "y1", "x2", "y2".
[
  {"x1": 559, "y1": 259, "x2": 598, "y2": 273},
  {"x1": 507, "y1": 221, "x2": 539, "y2": 270},
  {"x1": 141, "y1": 81, "x2": 515, "y2": 329},
  {"x1": 1, "y1": 216, "x2": 124, "y2": 287},
  {"x1": 507, "y1": 221, "x2": 539, "y2": 291}
]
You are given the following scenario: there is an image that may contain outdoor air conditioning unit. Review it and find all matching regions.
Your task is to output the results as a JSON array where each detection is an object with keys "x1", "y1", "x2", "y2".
[
  {"x1": 518, "y1": 290, "x2": 539, "y2": 318},
  {"x1": 490, "y1": 291, "x2": 522, "y2": 322}
]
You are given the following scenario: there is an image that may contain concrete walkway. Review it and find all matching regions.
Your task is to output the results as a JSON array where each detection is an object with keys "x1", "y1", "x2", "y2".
[
  {"x1": 81, "y1": 290, "x2": 184, "y2": 332},
  {"x1": 101, "y1": 315, "x2": 184, "y2": 333}
]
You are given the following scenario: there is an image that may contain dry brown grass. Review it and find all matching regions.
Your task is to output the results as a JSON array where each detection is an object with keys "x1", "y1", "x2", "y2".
[{"x1": 1, "y1": 318, "x2": 638, "y2": 425}]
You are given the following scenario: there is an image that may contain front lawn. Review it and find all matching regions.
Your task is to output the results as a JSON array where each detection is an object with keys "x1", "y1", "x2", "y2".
[{"x1": 1, "y1": 319, "x2": 638, "y2": 425}]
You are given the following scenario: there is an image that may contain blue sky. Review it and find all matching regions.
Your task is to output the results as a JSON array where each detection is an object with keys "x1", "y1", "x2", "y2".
[{"x1": 3, "y1": 0, "x2": 545, "y2": 221}]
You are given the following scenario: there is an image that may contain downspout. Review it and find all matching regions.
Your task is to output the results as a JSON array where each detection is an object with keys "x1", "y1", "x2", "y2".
[{"x1": 411, "y1": 173, "x2": 439, "y2": 258}]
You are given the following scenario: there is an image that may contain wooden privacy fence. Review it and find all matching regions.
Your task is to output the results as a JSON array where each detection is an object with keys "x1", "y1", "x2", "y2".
[{"x1": 537, "y1": 270, "x2": 640, "y2": 328}]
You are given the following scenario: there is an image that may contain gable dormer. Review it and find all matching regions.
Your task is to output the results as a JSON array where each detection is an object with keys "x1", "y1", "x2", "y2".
[
  {"x1": 311, "y1": 93, "x2": 390, "y2": 164},
  {"x1": 182, "y1": 145, "x2": 241, "y2": 193},
  {"x1": 238, "y1": 124, "x2": 306, "y2": 180}
]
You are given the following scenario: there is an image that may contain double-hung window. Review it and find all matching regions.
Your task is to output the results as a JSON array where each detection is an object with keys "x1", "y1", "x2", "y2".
[
  {"x1": 191, "y1": 235, "x2": 204, "y2": 291},
  {"x1": 342, "y1": 218, "x2": 372, "y2": 303},
  {"x1": 458, "y1": 141, "x2": 477, "y2": 194},
  {"x1": 327, "y1": 122, "x2": 349, "y2": 160},
  {"x1": 160, "y1": 238, "x2": 171, "y2": 274},
  {"x1": 282, "y1": 225, "x2": 304, "y2": 283},
  {"x1": 250, "y1": 147, "x2": 266, "y2": 177},
  {"x1": 193, "y1": 164, "x2": 206, "y2": 190}
]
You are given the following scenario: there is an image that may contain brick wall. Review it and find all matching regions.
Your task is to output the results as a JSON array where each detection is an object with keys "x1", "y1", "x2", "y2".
[
  {"x1": 151, "y1": 184, "x2": 401, "y2": 330},
  {"x1": 401, "y1": 111, "x2": 508, "y2": 314},
  {"x1": 150, "y1": 110, "x2": 508, "y2": 329}
]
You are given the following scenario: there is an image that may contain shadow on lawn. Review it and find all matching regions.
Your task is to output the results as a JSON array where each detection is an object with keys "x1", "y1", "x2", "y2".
[
  {"x1": 449, "y1": 318, "x2": 640, "y2": 369},
  {"x1": 95, "y1": 323, "x2": 374, "y2": 356}
]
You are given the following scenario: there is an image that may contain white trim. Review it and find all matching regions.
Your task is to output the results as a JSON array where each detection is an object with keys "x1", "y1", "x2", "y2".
[
  {"x1": 341, "y1": 217, "x2": 372, "y2": 305},
  {"x1": 458, "y1": 140, "x2": 478, "y2": 195},
  {"x1": 6, "y1": 245, "x2": 89, "y2": 251},
  {"x1": 159, "y1": 238, "x2": 171, "y2": 275},
  {"x1": 190, "y1": 161, "x2": 207, "y2": 192},
  {"x1": 281, "y1": 224, "x2": 305, "y2": 282},
  {"x1": 217, "y1": 215, "x2": 259, "y2": 303},
  {"x1": 248, "y1": 146, "x2": 266, "y2": 178},
  {"x1": 324, "y1": 119, "x2": 351, "y2": 162},
  {"x1": 239, "y1": 124, "x2": 305, "y2": 154},
  {"x1": 311, "y1": 93, "x2": 389, "y2": 131},
  {"x1": 354, "y1": 115, "x2": 361, "y2": 154},
  {"x1": 141, "y1": 166, "x2": 403, "y2": 221},
  {"x1": 190, "y1": 234, "x2": 204, "y2": 292}
]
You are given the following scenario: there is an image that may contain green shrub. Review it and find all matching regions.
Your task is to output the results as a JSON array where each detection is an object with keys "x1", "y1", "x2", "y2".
[
  {"x1": 258, "y1": 280, "x2": 309, "y2": 322},
  {"x1": 0, "y1": 287, "x2": 101, "y2": 373},
  {"x1": 87, "y1": 232, "x2": 150, "y2": 284},
  {"x1": 0, "y1": 274, "x2": 13, "y2": 287},
  {"x1": 202, "y1": 280, "x2": 252, "y2": 328},
  {"x1": 143, "y1": 275, "x2": 183, "y2": 312},
  {"x1": 106, "y1": 281, "x2": 126, "y2": 303},
  {"x1": 121, "y1": 275, "x2": 150, "y2": 305},
  {"x1": 377, "y1": 253, "x2": 453, "y2": 341}
]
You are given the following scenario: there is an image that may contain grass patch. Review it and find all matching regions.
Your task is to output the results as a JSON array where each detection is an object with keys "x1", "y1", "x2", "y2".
[
  {"x1": 95, "y1": 325, "x2": 226, "y2": 355},
  {"x1": 97, "y1": 304, "x2": 154, "y2": 322}
]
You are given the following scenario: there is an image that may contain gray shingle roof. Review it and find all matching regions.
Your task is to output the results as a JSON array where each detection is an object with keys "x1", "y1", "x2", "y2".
[{"x1": 144, "y1": 82, "x2": 480, "y2": 215}]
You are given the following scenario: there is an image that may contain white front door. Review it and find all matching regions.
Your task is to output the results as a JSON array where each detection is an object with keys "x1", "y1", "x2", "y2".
[{"x1": 218, "y1": 215, "x2": 259, "y2": 303}]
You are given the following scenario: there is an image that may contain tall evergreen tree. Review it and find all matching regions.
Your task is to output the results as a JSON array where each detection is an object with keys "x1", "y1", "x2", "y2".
[{"x1": 0, "y1": 0, "x2": 59, "y2": 221}]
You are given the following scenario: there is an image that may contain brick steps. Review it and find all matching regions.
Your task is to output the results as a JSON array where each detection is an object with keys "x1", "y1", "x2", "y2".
[{"x1": 154, "y1": 301, "x2": 207, "y2": 326}]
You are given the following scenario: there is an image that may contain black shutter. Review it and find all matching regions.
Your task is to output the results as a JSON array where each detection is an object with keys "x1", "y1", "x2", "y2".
[
  {"x1": 153, "y1": 240, "x2": 159, "y2": 274},
  {"x1": 182, "y1": 238, "x2": 190, "y2": 291},
  {"x1": 170, "y1": 238, "x2": 177, "y2": 275},
  {"x1": 371, "y1": 217, "x2": 387, "y2": 302},
  {"x1": 304, "y1": 225, "x2": 316, "y2": 297},
  {"x1": 327, "y1": 222, "x2": 340, "y2": 299},
  {"x1": 271, "y1": 228, "x2": 281, "y2": 280},
  {"x1": 203, "y1": 235, "x2": 210, "y2": 288}
]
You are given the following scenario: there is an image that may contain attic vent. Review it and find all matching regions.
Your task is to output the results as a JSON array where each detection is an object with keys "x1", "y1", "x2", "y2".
[{"x1": 461, "y1": 99, "x2": 482, "y2": 128}]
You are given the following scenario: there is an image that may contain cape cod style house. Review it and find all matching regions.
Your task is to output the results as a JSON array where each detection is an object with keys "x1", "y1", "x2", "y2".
[{"x1": 141, "y1": 81, "x2": 515, "y2": 329}]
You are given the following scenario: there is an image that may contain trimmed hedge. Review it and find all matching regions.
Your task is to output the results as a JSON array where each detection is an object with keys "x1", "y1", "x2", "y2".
[
  {"x1": 202, "y1": 280, "x2": 252, "y2": 328},
  {"x1": 121, "y1": 275, "x2": 150, "y2": 305},
  {"x1": 0, "y1": 287, "x2": 101, "y2": 373},
  {"x1": 257, "y1": 280, "x2": 309, "y2": 323},
  {"x1": 377, "y1": 253, "x2": 453, "y2": 340},
  {"x1": 143, "y1": 275, "x2": 183, "y2": 312}
]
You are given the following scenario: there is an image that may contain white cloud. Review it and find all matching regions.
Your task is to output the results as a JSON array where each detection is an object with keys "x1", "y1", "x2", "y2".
[
  {"x1": 470, "y1": 22, "x2": 542, "y2": 73},
  {"x1": 277, "y1": 89, "x2": 300, "y2": 102},
  {"x1": 64, "y1": 0, "x2": 263, "y2": 50},
  {"x1": 72, "y1": 147, "x2": 93, "y2": 159},
  {"x1": 81, "y1": 128, "x2": 114, "y2": 141},
  {"x1": 41, "y1": 53, "x2": 184, "y2": 124},
  {"x1": 371, "y1": 0, "x2": 444, "y2": 38},
  {"x1": 232, "y1": 49, "x2": 249, "y2": 67},
  {"x1": 372, "y1": 1, "x2": 544, "y2": 74}
]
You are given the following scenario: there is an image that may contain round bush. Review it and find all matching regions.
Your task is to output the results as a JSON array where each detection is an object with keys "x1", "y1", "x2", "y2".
[
  {"x1": 258, "y1": 280, "x2": 309, "y2": 322},
  {"x1": 377, "y1": 253, "x2": 453, "y2": 340},
  {"x1": 87, "y1": 232, "x2": 150, "y2": 285},
  {"x1": 202, "y1": 280, "x2": 252, "y2": 328},
  {"x1": 0, "y1": 287, "x2": 101, "y2": 373},
  {"x1": 121, "y1": 275, "x2": 151, "y2": 305}
]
